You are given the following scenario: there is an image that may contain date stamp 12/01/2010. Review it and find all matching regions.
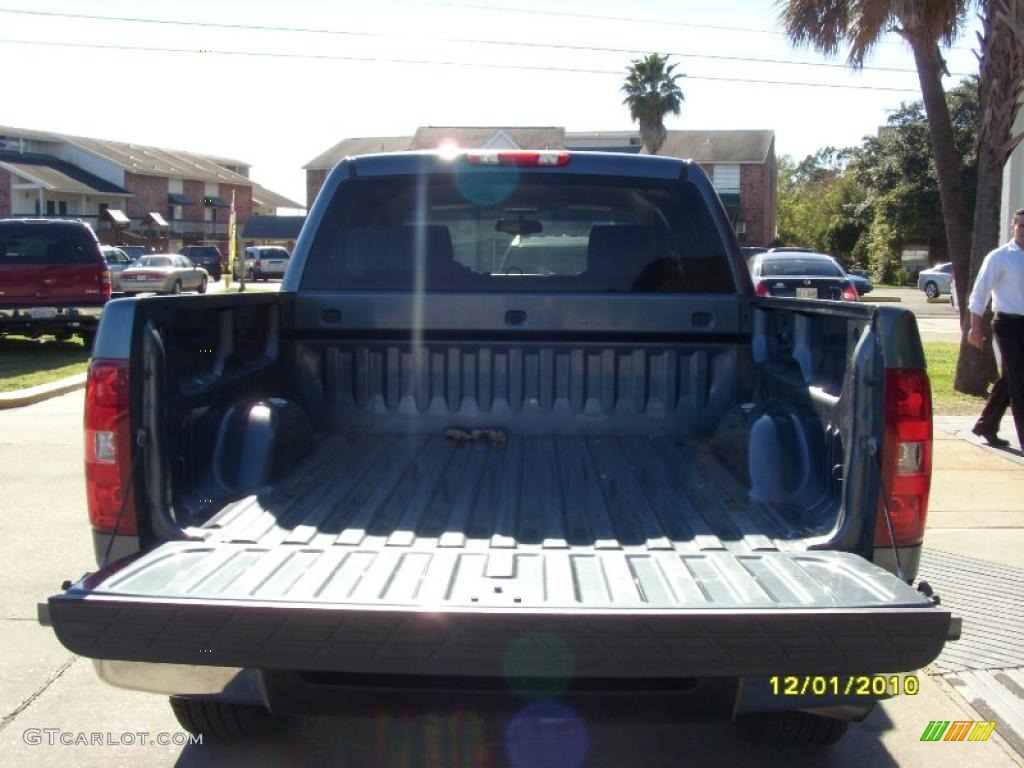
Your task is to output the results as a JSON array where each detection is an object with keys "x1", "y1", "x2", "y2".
[{"x1": 769, "y1": 675, "x2": 920, "y2": 697}]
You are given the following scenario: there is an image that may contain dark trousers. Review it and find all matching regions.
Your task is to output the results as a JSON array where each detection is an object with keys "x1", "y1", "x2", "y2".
[{"x1": 976, "y1": 314, "x2": 1024, "y2": 447}]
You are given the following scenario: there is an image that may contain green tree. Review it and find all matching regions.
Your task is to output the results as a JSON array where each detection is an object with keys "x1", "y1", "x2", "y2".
[
  {"x1": 781, "y1": 0, "x2": 974, "y2": 312},
  {"x1": 621, "y1": 53, "x2": 685, "y2": 155},
  {"x1": 851, "y1": 78, "x2": 980, "y2": 279},
  {"x1": 776, "y1": 149, "x2": 869, "y2": 264}
]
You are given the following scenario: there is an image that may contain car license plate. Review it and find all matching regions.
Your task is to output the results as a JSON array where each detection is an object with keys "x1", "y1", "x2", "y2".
[
  {"x1": 796, "y1": 287, "x2": 817, "y2": 299},
  {"x1": 29, "y1": 307, "x2": 58, "y2": 319}
]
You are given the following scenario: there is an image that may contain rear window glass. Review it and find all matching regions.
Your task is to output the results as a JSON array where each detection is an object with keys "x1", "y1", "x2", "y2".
[
  {"x1": 0, "y1": 223, "x2": 101, "y2": 265},
  {"x1": 761, "y1": 258, "x2": 843, "y2": 278},
  {"x1": 301, "y1": 172, "x2": 735, "y2": 293},
  {"x1": 137, "y1": 256, "x2": 172, "y2": 268}
]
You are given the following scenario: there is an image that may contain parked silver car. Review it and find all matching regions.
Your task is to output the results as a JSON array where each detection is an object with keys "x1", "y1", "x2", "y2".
[
  {"x1": 917, "y1": 262, "x2": 953, "y2": 298},
  {"x1": 100, "y1": 246, "x2": 132, "y2": 292},
  {"x1": 234, "y1": 246, "x2": 290, "y2": 280},
  {"x1": 119, "y1": 254, "x2": 209, "y2": 295}
]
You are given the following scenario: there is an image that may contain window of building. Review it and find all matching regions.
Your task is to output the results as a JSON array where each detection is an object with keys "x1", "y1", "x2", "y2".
[
  {"x1": 58, "y1": 201, "x2": 68, "y2": 215},
  {"x1": 713, "y1": 165, "x2": 741, "y2": 193},
  {"x1": 204, "y1": 182, "x2": 218, "y2": 197},
  {"x1": 46, "y1": 200, "x2": 55, "y2": 216},
  {"x1": 168, "y1": 178, "x2": 184, "y2": 194}
]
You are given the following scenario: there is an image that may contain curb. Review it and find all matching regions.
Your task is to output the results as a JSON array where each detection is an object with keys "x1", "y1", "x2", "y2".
[
  {"x1": 0, "y1": 373, "x2": 87, "y2": 410},
  {"x1": 862, "y1": 296, "x2": 902, "y2": 303}
]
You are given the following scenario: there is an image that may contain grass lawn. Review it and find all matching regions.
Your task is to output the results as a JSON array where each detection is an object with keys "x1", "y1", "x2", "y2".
[
  {"x1": 0, "y1": 335, "x2": 90, "y2": 393},
  {"x1": 924, "y1": 341, "x2": 989, "y2": 416}
]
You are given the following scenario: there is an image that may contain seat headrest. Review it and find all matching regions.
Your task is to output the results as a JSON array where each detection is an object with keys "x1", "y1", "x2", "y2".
[{"x1": 586, "y1": 225, "x2": 657, "y2": 288}]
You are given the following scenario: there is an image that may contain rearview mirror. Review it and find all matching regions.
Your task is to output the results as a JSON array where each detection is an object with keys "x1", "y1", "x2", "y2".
[{"x1": 496, "y1": 218, "x2": 543, "y2": 237}]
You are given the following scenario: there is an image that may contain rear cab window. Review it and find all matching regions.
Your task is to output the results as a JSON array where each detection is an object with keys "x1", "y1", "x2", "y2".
[
  {"x1": 301, "y1": 172, "x2": 736, "y2": 294},
  {"x1": 0, "y1": 221, "x2": 103, "y2": 265}
]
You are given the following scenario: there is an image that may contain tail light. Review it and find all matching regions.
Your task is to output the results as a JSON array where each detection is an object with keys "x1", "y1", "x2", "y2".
[
  {"x1": 841, "y1": 284, "x2": 859, "y2": 302},
  {"x1": 100, "y1": 268, "x2": 112, "y2": 298},
  {"x1": 84, "y1": 359, "x2": 137, "y2": 535},
  {"x1": 753, "y1": 280, "x2": 771, "y2": 297},
  {"x1": 466, "y1": 151, "x2": 570, "y2": 166},
  {"x1": 874, "y1": 368, "x2": 931, "y2": 548}
]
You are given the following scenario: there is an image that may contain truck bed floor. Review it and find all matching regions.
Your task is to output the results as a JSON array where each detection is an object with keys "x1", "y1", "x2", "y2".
[{"x1": 198, "y1": 432, "x2": 811, "y2": 554}]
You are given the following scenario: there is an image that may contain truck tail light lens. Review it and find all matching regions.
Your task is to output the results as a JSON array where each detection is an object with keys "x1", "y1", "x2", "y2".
[
  {"x1": 466, "y1": 151, "x2": 571, "y2": 167},
  {"x1": 84, "y1": 359, "x2": 137, "y2": 535},
  {"x1": 875, "y1": 368, "x2": 931, "y2": 548},
  {"x1": 100, "y1": 268, "x2": 112, "y2": 298},
  {"x1": 753, "y1": 280, "x2": 771, "y2": 297},
  {"x1": 841, "y1": 284, "x2": 859, "y2": 302}
]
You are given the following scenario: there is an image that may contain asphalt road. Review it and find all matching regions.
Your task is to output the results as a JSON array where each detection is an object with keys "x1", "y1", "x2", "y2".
[{"x1": 0, "y1": 392, "x2": 1018, "y2": 767}]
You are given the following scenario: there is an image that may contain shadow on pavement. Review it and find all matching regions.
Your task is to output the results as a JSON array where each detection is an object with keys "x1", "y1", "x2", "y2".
[{"x1": 172, "y1": 706, "x2": 900, "y2": 768}]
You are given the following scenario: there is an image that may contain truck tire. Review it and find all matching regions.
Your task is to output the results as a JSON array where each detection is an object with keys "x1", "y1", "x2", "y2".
[
  {"x1": 80, "y1": 331, "x2": 96, "y2": 350},
  {"x1": 735, "y1": 711, "x2": 849, "y2": 748},
  {"x1": 925, "y1": 281, "x2": 939, "y2": 299},
  {"x1": 169, "y1": 696, "x2": 277, "y2": 741}
]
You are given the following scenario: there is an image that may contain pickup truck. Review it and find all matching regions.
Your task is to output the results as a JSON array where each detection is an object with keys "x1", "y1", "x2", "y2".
[{"x1": 43, "y1": 150, "x2": 955, "y2": 750}]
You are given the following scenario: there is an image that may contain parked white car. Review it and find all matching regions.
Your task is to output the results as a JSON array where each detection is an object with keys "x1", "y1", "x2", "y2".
[
  {"x1": 233, "y1": 246, "x2": 290, "y2": 280},
  {"x1": 917, "y1": 262, "x2": 953, "y2": 298}
]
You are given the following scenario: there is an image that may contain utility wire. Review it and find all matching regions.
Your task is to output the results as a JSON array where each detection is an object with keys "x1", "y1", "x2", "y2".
[
  {"x1": 0, "y1": 36, "x2": 925, "y2": 92},
  {"x1": 0, "y1": 37, "x2": 923, "y2": 92},
  {"x1": 0, "y1": 6, "x2": 975, "y2": 78},
  {"x1": 395, "y1": 0, "x2": 979, "y2": 53}
]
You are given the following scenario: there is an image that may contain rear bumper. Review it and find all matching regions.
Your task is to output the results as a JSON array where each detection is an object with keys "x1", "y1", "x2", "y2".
[
  {"x1": 49, "y1": 593, "x2": 952, "y2": 679},
  {"x1": 90, "y1": 661, "x2": 879, "y2": 723},
  {"x1": 0, "y1": 305, "x2": 104, "y2": 333}
]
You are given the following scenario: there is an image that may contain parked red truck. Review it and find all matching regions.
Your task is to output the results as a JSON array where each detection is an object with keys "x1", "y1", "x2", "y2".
[{"x1": 0, "y1": 218, "x2": 110, "y2": 346}]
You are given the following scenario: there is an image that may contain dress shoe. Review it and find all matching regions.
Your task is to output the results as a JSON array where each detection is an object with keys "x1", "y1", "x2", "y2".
[{"x1": 971, "y1": 425, "x2": 1010, "y2": 447}]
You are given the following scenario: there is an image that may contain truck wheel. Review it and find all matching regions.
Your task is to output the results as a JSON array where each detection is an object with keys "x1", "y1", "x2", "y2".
[
  {"x1": 169, "y1": 696, "x2": 277, "y2": 741},
  {"x1": 80, "y1": 331, "x2": 96, "y2": 350},
  {"x1": 735, "y1": 711, "x2": 849, "y2": 748},
  {"x1": 925, "y1": 282, "x2": 939, "y2": 299}
]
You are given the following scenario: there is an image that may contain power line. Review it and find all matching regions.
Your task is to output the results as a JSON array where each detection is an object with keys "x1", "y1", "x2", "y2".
[
  {"x1": 0, "y1": 6, "x2": 975, "y2": 78},
  {"x1": 394, "y1": 0, "x2": 979, "y2": 53},
  {"x1": 0, "y1": 37, "x2": 923, "y2": 92}
]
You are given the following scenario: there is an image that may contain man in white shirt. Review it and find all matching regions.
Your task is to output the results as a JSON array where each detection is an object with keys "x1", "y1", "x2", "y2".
[{"x1": 968, "y1": 208, "x2": 1024, "y2": 450}]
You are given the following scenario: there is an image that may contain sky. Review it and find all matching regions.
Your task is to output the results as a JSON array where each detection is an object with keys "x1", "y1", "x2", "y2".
[{"x1": 0, "y1": 0, "x2": 985, "y2": 210}]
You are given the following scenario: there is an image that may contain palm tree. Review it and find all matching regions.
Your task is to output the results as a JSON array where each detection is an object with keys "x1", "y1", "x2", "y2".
[
  {"x1": 781, "y1": 0, "x2": 987, "y2": 388},
  {"x1": 621, "y1": 54, "x2": 685, "y2": 155},
  {"x1": 957, "y1": 0, "x2": 1024, "y2": 392}
]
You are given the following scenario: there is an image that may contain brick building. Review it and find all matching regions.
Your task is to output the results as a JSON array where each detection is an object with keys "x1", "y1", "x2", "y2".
[
  {"x1": 303, "y1": 127, "x2": 776, "y2": 245},
  {"x1": 0, "y1": 126, "x2": 301, "y2": 254}
]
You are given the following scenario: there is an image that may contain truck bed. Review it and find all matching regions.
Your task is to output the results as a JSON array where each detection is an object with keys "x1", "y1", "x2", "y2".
[{"x1": 198, "y1": 431, "x2": 808, "y2": 556}]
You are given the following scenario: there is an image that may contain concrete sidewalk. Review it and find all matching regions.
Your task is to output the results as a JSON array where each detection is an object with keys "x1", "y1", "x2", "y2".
[{"x1": 927, "y1": 414, "x2": 1023, "y2": 567}]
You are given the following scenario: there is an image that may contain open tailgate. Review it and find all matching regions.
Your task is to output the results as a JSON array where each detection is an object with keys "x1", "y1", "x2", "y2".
[{"x1": 48, "y1": 544, "x2": 951, "y2": 677}]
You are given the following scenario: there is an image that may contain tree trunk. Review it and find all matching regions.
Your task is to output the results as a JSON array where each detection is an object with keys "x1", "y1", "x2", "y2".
[
  {"x1": 955, "y1": 0, "x2": 1024, "y2": 394},
  {"x1": 910, "y1": 42, "x2": 974, "y2": 305},
  {"x1": 640, "y1": 118, "x2": 667, "y2": 155}
]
